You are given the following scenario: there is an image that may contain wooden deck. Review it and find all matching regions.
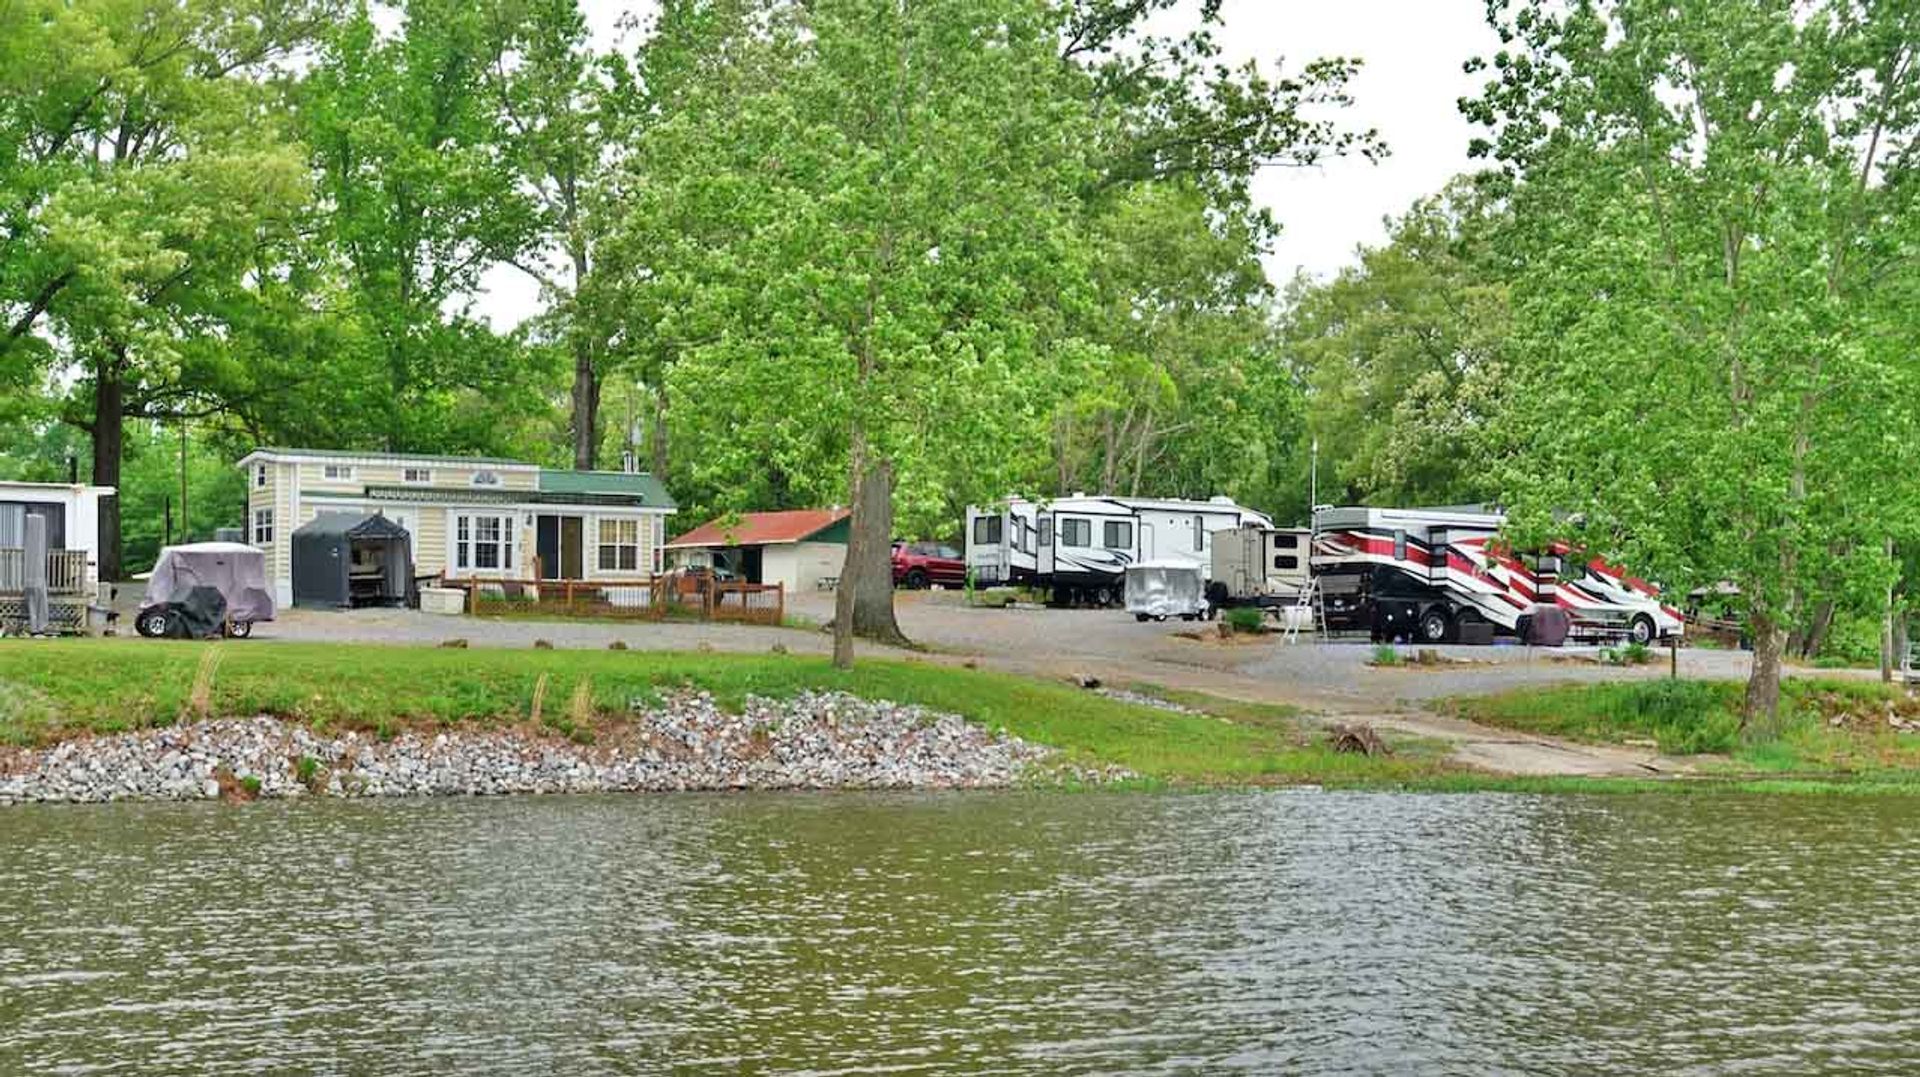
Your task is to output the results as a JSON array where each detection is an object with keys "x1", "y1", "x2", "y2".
[
  {"x1": 449, "y1": 574, "x2": 786, "y2": 626},
  {"x1": 0, "y1": 548, "x2": 90, "y2": 595}
]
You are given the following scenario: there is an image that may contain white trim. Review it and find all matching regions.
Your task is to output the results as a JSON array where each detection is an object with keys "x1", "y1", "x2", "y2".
[{"x1": 237, "y1": 449, "x2": 541, "y2": 474}]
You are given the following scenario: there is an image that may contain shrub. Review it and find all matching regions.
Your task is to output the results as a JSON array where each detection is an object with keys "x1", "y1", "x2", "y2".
[
  {"x1": 1224, "y1": 608, "x2": 1264, "y2": 634},
  {"x1": 1370, "y1": 644, "x2": 1400, "y2": 666},
  {"x1": 1622, "y1": 641, "x2": 1653, "y2": 665}
]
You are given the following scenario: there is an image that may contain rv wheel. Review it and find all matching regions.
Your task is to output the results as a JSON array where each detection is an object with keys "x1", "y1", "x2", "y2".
[
  {"x1": 1135, "y1": 613, "x2": 1150, "y2": 623},
  {"x1": 1629, "y1": 614, "x2": 1656, "y2": 647},
  {"x1": 1418, "y1": 607, "x2": 1453, "y2": 645},
  {"x1": 1094, "y1": 586, "x2": 1114, "y2": 608}
]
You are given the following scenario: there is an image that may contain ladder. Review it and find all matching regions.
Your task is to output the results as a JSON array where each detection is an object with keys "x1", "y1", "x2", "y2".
[{"x1": 1281, "y1": 576, "x2": 1325, "y2": 645}]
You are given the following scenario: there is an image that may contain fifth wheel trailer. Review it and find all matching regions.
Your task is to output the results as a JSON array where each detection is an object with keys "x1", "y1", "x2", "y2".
[
  {"x1": 964, "y1": 494, "x2": 1272, "y2": 604},
  {"x1": 1308, "y1": 505, "x2": 1684, "y2": 645}
]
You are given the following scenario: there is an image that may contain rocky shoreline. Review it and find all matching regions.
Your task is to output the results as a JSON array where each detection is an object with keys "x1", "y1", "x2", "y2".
[{"x1": 0, "y1": 691, "x2": 1121, "y2": 804}]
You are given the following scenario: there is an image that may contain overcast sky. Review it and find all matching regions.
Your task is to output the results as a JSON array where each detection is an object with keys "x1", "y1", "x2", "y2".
[{"x1": 474, "y1": 0, "x2": 1501, "y2": 327}]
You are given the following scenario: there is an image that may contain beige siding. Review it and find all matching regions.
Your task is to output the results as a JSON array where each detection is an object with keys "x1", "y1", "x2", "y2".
[
  {"x1": 413, "y1": 507, "x2": 449, "y2": 576},
  {"x1": 582, "y1": 511, "x2": 671, "y2": 580}
]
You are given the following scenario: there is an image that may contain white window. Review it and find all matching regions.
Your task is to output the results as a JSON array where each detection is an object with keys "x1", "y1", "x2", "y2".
[
  {"x1": 403, "y1": 467, "x2": 432, "y2": 484},
  {"x1": 454, "y1": 513, "x2": 515, "y2": 573},
  {"x1": 254, "y1": 463, "x2": 268, "y2": 488},
  {"x1": 322, "y1": 463, "x2": 354, "y2": 480},
  {"x1": 598, "y1": 518, "x2": 640, "y2": 572},
  {"x1": 471, "y1": 470, "x2": 501, "y2": 487},
  {"x1": 252, "y1": 507, "x2": 274, "y2": 545}
]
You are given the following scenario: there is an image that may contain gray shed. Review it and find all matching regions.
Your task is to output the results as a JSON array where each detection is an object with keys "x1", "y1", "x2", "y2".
[{"x1": 292, "y1": 512, "x2": 413, "y2": 609}]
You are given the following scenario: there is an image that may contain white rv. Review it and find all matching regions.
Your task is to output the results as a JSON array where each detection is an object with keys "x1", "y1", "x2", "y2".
[
  {"x1": 965, "y1": 494, "x2": 1272, "y2": 605},
  {"x1": 1207, "y1": 525, "x2": 1313, "y2": 609},
  {"x1": 1310, "y1": 505, "x2": 1684, "y2": 645}
]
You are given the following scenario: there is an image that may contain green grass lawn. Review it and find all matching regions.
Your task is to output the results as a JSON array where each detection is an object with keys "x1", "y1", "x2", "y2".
[
  {"x1": 1448, "y1": 677, "x2": 1920, "y2": 784},
  {"x1": 0, "y1": 639, "x2": 1452, "y2": 786}
]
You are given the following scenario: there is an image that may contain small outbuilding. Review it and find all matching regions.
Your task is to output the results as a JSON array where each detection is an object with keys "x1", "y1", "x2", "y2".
[
  {"x1": 292, "y1": 511, "x2": 413, "y2": 608},
  {"x1": 667, "y1": 508, "x2": 850, "y2": 593}
]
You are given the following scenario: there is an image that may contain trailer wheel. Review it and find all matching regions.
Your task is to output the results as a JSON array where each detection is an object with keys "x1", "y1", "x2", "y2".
[
  {"x1": 1135, "y1": 613, "x2": 1150, "y2": 623},
  {"x1": 1093, "y1": 586, "x2": 1114, "y2": 608},
  {"x1": 1418, "y1": 606, "x2": 1453, "y2": 645},
  {"x1": 1628, "y1": 614, "x2": 1656, "y2": 646}
]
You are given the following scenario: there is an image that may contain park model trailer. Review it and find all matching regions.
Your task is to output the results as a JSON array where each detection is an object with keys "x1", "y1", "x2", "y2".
[
  {"x1": 1308, "y1": 505, "x2": 1685, "y2": 645},
  {"x1": 965, "y1": 494, "x2": 1273, "y2": 604}
]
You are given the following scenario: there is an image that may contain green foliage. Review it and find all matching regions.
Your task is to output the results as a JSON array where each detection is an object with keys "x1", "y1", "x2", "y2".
[
  {"x1": 1465, "y1": 0, "x2": 1920, "y2": 721},
  {"x1": 1282, "y1": 180, "x2": 1509, "y2": 507},
  {"x1": 1456, "y1": 680, "x2": 1744, "y2": 755},
  {"x1": 1224, "y1": 607, "x2": 1264, "y2": 634},
  {"x1": 1369, "y1": 644, "x2": 1401, "y2": 667}
]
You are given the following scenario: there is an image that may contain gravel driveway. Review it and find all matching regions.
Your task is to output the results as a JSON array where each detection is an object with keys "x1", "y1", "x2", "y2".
[{"x1": 192, "y1": 587, "x2": 1857, "y2": 777}]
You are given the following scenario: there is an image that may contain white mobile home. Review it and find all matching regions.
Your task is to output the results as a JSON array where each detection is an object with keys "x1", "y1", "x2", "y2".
[{"x1": 239, "y1": 449, "x2": 676, "y2": 607}]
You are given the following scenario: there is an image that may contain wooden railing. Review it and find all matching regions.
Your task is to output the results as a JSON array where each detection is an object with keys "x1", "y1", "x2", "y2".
[
  {"x1": 0, "y1": 548, "x2": 90, "y2": 595},
  {"x1": 453, "y1": 575, "x2": 785, "y2": 626}
]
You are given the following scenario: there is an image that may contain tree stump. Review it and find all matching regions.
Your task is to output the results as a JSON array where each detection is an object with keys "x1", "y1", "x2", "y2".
[{"x1": 1328, "y1": 723, "x2": 1390, "y2": 756}]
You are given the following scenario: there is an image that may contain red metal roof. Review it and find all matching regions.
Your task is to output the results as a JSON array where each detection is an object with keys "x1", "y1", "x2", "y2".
[{"x1": 668, "y1": 508, "x2": 849, "y2": 548}]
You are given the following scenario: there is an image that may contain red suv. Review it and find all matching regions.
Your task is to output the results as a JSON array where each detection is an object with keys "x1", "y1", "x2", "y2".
[{"x1": 892, "y1": 541, "x2": 967, "y2": 589}]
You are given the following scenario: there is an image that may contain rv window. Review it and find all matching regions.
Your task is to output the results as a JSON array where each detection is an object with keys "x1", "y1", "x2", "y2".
[
  {"x1": 1273, "y1": 533, "x2": 1299, "y2": 549},
  {"x1": 1039, "y1": 518, "x2": 1052, "y2": 546},
  {"x1": 1103, "y1": 520, "x2": 1132, "y2": 549},
  {"x1": 1193, "y1": 515, "x2": 1205, "y2": 552},
  {"x1": 1062, "y1": 519, "x2": 1091, "y2": 547},
  {"x1": 1393, "y1": 530, "x2": 1407, "y2": 561},
  {"x1": 1274, "y1": 555, "x2": 1300, "y2": 571},
  {"x1": 973, "y1": 515, "x2": 1003, "y2": 546}
]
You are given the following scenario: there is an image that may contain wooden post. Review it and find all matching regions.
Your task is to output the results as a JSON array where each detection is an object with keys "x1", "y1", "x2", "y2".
[
  {"x1": 1670, "y1": 637, "x2": 1678, "y2": 680},
  {"x1": 776, "y1": 583, "x2": 785, "y2": 626},
  {"x1": 566, "y1": 579, "x2": 575, "y2": 614}
]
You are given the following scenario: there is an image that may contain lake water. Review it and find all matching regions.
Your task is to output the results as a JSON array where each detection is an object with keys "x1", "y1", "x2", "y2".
[{"x1": 4, "y1": 792, "x2": 1918, "y2": 1074}]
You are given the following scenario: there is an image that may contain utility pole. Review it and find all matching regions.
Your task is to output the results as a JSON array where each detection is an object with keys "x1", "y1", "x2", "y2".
[{"x1": 1309, "y1": 437, "x2": 1319, "y2": 518}]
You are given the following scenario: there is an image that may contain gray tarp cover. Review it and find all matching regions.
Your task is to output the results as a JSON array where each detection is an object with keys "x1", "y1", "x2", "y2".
[
  {"x1": 142, "y1": 542, "x2": 275, "y2": 623},
  {"x1": 1124, "y1": 561, "x2": 1207, "y2": 618}
]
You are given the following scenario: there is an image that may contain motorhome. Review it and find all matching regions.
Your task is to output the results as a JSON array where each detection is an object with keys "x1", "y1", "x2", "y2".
[
  {"x1": 1309, "y1": 505, "x2": 1684, "y2": 645},
  {"x1": 965, "y1": 494, "x2": 1272, "y2": 604}
]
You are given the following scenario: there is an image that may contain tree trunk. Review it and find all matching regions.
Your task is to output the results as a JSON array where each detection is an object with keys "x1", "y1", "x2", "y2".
[
  {"x1": 1882, "y1": 536, "x2": 1897, "y2": 684},
  {"x1": 649, "y1": 383, "x2": 670, "y2": 479},
  {"x1": 832, "y1": 444, "x2": 908, "y2": 669},
  {"x1": 91, "y1": 359, "x2": 125, "y2": 582},
  {"x1": 1742, "y1": 607, "x2": 1786, "y2": 734},
  {"x1": 570, "y1": 337, "x2": 598, "y2": 470},
  {"x1": 1800, "y1": 598, "x2": 1836, "y2": 660}
]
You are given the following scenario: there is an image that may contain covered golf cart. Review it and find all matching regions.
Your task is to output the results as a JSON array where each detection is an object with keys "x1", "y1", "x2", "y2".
[
  {"x1": 292, "y1": 511, "x2": 413, "y2": 609},
  {"x1": 1125, "y1": 561, "x2": 1208, "y2": 622},
  {"x1": 136, "y1": 542, "x2": 276, "y2": 638}
]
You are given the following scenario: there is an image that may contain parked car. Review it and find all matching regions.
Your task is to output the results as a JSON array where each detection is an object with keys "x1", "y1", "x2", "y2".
[{"x1": 892, "y1": 541, "x2": 967, "y2": 589}]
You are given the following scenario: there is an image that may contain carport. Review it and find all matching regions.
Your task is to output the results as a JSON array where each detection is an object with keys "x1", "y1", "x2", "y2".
[{"x1": 292, "y1": 512, "x2": 413, "y2": 609}]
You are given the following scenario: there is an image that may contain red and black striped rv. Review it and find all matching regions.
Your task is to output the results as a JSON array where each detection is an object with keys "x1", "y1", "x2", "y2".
[{"x1": 1310, "y1": 505, "x2": 1684, "y2": 645}]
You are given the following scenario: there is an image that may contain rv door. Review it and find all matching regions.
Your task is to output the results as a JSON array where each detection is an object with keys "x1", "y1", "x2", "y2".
[{"x1": 1037, "y1": 512, "x2": 1053, "y2": 576}]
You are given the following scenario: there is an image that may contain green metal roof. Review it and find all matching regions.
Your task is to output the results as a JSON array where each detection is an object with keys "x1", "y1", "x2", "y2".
[{"x1": 538, "y1": 470, "x2": 676, "y2": 509}]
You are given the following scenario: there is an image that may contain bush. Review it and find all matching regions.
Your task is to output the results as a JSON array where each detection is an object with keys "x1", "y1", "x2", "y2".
[
  {"x1": 1370, "y1": 644, "x2": 1400, "y2": 666},
  {"x1": 1224, "y1": 607, "x2": 1264, "y2": 634},
  {"x1": 1456, "y1": 679, "x2": 1742, "y2": 755}
]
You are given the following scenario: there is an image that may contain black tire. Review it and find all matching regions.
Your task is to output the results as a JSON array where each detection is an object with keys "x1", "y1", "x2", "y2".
[
  {"x1": 905, "y1": 569, "x2": 929, "y2": 590},
  {"x1": 1629, "y1": 614, "x2": 1656, "y2": 647},
  {"x1": 1418, "y1": 606, "x2": 1454, "y2": 645},
  {"x1": 227, "y1": 620, "x2": 253, "y2": 639},
  {"x1": 1093, "y1": 586, "x2": 1114, "y2": 608},
  {"x1": 1135, "y1": 613, "x2": 1150, "y2": 623},
  {"x1": 136, "y1": 609, "x2": 172, "y2": 639}
]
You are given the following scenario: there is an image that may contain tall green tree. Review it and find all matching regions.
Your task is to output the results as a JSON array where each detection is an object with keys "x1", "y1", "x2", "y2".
[
  {"x1": 621, "y1": 0, "x2": 1098, "y2": 666},
  {"x1": 301, "y1": 0, "x2": 546, "y2": 454},
  {"x1": 1282, "y1": 180, "x2": 1510, "y2": 507},
  {"x1": 1, "y1": 0, "x2": 331, "y2": 578},
  {"x1": 1467, "y1": 0, "x2": 1920, "y2": 726}
]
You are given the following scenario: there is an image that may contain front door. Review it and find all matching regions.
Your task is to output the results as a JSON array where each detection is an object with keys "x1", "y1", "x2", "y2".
[{"x1": 536, "y1": 515, "x2": 586, "y2": 580}]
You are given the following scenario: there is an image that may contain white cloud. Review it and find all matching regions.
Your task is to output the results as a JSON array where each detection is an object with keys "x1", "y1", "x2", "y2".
[{"x1": 473, "y1": 0, "x2": 1501, "y2": 327}]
